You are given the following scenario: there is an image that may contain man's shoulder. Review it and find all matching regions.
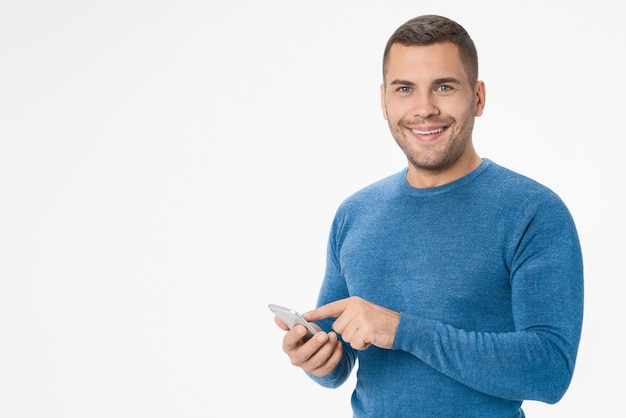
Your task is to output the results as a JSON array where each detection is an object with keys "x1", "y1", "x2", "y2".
[
  {"x1": 482, "y1": 160, "x2": 567, "y2": 210},
  {"x1": 477, "y1": 159, "x2": 545, "y2": 191},
  {"x1": 344, "y1": 170, "x2": 405, "y2": 202}
]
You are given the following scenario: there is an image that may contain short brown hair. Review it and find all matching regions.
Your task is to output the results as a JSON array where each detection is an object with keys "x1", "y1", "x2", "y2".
[{"x1": 383, "y1": 15, "x2": 479, "y2": 86}]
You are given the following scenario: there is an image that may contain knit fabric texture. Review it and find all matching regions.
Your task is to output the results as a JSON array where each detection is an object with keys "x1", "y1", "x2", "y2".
[{"x1": 308, "y1": 159, "x2": 584, "y2": 418}]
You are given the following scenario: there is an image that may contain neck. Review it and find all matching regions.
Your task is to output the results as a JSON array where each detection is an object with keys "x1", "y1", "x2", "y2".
[{"x1": 406, "y1": 152, "x2": 482, "y2": 189}]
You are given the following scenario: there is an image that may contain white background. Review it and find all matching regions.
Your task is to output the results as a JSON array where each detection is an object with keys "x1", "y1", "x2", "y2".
[{"x1": 1, "y1": 1, "x2": 623, "y2": 417}]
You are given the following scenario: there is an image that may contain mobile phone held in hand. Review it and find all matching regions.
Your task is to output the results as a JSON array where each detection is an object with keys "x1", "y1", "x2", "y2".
[{"x1": 268, "y1": 303, "x2": 317, "y2": 342}]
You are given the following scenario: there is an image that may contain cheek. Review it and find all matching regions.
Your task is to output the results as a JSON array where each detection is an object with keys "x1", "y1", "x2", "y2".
[
  {"x1": 448, "y1": 102, "x2": 473, "y2": 124},
  {"x1": 383, "y1": 100, "x2": 407, "y2": 123}
]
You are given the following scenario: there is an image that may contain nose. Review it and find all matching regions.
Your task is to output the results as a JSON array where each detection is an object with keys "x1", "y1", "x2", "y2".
[{"x1": 411, "y1": 92, "x2": 439, "y2": 119}]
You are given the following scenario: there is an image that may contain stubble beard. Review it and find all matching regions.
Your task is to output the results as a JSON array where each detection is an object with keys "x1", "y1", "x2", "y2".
[{"x1": 390, "y1": 106, "x2": 476, "y2": 174}]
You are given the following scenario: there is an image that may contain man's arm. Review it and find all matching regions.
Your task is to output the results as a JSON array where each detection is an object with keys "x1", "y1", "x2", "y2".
[{"x1": 306, "y1": 193, "x2": 584, "y2": 402}]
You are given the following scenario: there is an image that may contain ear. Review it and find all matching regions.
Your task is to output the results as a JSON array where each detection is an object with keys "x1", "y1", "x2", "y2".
[
  {"x1": 380, "y1": 83, "x2": 388, "y2": 120},
  {"x1": 474, "y1": 81, "x2": 486, "y2": 117}
]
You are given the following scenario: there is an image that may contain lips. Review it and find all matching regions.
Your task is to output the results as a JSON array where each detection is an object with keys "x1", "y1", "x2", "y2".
[{"x1": 411, "y1": 127, "x2": 445, "y2": 135}]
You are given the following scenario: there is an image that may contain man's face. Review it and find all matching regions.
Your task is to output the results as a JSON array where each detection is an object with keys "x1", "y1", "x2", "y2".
[{"x1": 381, "y1": 42, "x2": 485, "y2": 185}]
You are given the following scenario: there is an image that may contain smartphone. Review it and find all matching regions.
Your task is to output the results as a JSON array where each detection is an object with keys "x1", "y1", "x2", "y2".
[{"x1": 268, "y1": 303, "x2": 317, "y2": 342}]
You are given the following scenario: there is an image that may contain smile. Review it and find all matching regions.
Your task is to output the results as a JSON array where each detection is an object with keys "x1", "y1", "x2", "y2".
[{"x1": 411, "y1": 127, "x2": 445, "y2": 135}]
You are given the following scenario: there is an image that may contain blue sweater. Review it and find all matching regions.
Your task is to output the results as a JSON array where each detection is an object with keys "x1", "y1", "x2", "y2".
[{"x1": 309, "y1": 159, "x2": 583, "y2": 418}]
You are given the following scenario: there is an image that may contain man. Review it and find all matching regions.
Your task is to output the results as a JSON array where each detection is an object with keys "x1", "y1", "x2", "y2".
[{"x1": 273, "y1": 14, "x2": 583, "y2": 417}]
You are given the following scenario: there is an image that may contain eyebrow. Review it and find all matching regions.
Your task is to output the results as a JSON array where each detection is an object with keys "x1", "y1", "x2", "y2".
[{"x1": 389, "y1": 77, "x2": 463, "y2": 86}]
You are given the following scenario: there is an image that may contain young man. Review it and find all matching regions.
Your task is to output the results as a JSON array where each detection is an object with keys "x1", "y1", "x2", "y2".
[{"x1": 273, "y1": 15, "x2": 583, "y2": 417}]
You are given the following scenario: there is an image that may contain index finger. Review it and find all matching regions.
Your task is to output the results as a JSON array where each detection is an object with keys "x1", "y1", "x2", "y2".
[
  {"x1": 273, "y1": 316, "x2": 290, "y2": 331},
  {"x1": 303, "y1": 298, "x2": 349, "y2": 321}
]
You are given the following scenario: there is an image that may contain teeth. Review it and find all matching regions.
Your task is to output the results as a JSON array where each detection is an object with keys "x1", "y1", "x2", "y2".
[{"x1": 412, "y1": 127, "x2": 444, "y2": 135}]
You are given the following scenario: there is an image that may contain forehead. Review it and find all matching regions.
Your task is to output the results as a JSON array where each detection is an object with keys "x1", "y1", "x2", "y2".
[{"x1": 384, "y1": 42, "x2": 468, "y2": 84}]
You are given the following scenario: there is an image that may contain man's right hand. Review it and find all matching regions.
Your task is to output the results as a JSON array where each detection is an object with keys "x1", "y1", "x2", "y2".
[{"x1": 276, "y1": 318, "x2": 343, "y2": 377}]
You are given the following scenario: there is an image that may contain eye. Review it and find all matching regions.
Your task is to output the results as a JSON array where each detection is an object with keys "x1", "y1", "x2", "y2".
[
  {"x1": 435, "y1": 85, "x2": 453, "y2": 93},
  {"x1": 396, "y1": 86, "x2": 412, "y2": 93}
]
